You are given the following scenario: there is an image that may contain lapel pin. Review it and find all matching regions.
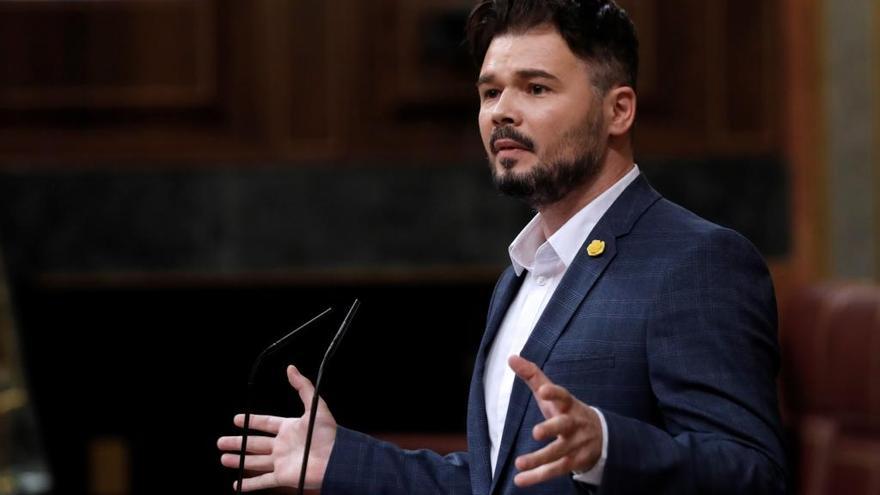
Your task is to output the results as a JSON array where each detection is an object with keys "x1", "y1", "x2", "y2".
[{"x1": 587, "y1": 239, "x2": 605, "y2": 257}]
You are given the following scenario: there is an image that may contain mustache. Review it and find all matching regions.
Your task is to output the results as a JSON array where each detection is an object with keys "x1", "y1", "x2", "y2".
[{"x1": 490, "y1": 126, "x2": 535, "y2": 153}]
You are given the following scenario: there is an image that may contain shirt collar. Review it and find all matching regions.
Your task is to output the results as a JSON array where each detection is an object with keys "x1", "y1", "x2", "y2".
[{"x1": 508, "y1": 165, "x2": 641, "y2": 276}]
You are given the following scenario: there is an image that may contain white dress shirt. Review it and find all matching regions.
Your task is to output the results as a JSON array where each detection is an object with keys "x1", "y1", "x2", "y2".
[{"x1": 483, "y1": 165, "x2": 640, "y2": 484}]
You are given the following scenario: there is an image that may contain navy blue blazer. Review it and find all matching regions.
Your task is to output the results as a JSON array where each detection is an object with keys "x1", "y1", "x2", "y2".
[{"x1": 323, "y1": 175, "x2": 787, "y2": 494}]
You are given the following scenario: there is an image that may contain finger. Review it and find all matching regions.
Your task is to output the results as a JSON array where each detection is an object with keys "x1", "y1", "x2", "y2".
[
  {"x1": 234, "y1": 413, "x2": 284, "y2": 435},
  {"x1": 532, "y1": 413, "x2": 576, "y2": 441},
  {"x1": 514, "y1": 455, "x2": 575, "y2": 488},
  {"x1": 287, "y1": 365, "x2": 318, "y2": 410},
  {"x1": 220, "y1": 453, "x2": 274, "y2": 472},
  {"x1": 508, "y1": 355, "x2": 551, "y2": 394},
  {"x1": 217, "y1": 435, "x2": 273, "y2": 454},
  {"x1": 235, "y1": 472, "x2": 281, "y2": 492},
  {"x1": 515, "y1": 436, "x2": 571, "y2": 471},
  {"x1": 536, "y1": 383, "x2": 574, "y2": 413}
]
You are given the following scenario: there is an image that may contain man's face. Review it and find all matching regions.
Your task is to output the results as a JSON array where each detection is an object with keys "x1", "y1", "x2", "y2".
[{"x1": 477, "y1": 26, "x2": 607, "y2": 208}]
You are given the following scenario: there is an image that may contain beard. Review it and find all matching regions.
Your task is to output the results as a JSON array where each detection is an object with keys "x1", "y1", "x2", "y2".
[{"x1": 489, "y1": 108, "x2": 606, "y2": 209}]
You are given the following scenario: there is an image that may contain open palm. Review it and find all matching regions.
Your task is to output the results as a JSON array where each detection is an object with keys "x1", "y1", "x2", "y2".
[{"x1": 217, "y1": 365, "x2": 337, "y2": 492}]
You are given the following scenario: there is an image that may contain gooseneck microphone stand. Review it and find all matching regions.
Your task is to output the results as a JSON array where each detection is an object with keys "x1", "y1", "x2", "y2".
[
  {"x1": 297, "y1": 299, "x2": 360, "y2": 495},
  {"x1": 236, "y1": 307, "x2": 333, "y2": 494}
]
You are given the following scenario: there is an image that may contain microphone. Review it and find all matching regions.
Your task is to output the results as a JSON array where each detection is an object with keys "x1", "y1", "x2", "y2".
[
  {"x1": 236, "y1": 306, "x2": 333, "y2": 495},
  {"x1": 297, "y1": 298, "x2": 360, "y2": 495}
]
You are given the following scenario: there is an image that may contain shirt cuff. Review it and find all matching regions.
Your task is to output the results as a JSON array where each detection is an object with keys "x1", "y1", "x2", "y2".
[{"x1": 571, "y1": 406, "x2": 608, "y2": 486}]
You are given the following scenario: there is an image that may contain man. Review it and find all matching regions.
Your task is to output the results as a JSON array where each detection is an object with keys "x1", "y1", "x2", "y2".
[{"x1": 218, "y1": 1, "x2": 787, "y2": 493}]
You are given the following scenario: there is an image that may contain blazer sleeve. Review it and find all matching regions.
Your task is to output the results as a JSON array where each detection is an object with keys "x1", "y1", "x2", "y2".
[
  {"x1": 597, "y1": 227, "x2": 787, "y2": 495},
  {"x1": 322, "y1": 427, "x2": 472, "y2": 495}
]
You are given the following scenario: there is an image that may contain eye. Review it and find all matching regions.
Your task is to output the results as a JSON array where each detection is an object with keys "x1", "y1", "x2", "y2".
[
  {"x1": 482, "y1": 88, "x2": 501, "y2": 100},
  {"x1": 529, "y1": 84, "x2": 549, "y2": 95}
]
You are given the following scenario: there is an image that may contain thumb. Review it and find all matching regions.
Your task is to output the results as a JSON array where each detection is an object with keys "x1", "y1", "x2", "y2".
[
  {"x1": 288, "y1": 365, "x2": 316, "y2": 410},
  {"x1": 287, "y1": 365, "x2": 331, "y2": 416}
]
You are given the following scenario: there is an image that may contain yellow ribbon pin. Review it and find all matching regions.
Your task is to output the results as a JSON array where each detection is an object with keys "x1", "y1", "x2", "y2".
[{"x1": 587, "y1": 239, "x2": 605, "y2": 257}]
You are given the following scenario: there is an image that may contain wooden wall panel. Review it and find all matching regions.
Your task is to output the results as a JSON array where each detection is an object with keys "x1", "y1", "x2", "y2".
[
  {"x1": 774, "y1": 0, "x2": 824, "y2": 296},
  {"x1": 0, "y1": 0, "x2": 216, "y2": 109},
  {"x1": 724, "y1": 0, "x2": 771, "y2": 134},
  {"x1": 624, "y1": 0, "x2": 779, "y2": 156},
  {"x1": 341, "y1": 0, "x2": 481, "y2": 161},
  {"x1": 0, "y1": 0, "x2": 784, "y2": 164},
  {"x1": 286, "y1": 0, "x2": 353, "y2": 156},
  {"x1": 634, "y1": 0, "x2": 711, "y2": 135},
  {"x1": 392, "y1": 0, "x2": 477, "y2": 111},
  {"x1": 289, "y1": 0, "x2": 335, "y2": 142}
]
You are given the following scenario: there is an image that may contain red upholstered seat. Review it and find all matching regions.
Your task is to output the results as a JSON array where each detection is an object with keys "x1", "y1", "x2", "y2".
[{"x1": 781, "y1": 284, "x2": 880, "y2": 495}]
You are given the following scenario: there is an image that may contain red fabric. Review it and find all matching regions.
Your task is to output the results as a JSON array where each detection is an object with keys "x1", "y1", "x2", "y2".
[{"x1": 781, "y1": 284, "x2": 880, "y2": 495}]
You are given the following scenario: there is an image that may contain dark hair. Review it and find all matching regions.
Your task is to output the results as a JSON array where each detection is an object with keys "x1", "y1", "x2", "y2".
[{"x1": 465, "y1": 0, "x2": 639, "y2": 93}]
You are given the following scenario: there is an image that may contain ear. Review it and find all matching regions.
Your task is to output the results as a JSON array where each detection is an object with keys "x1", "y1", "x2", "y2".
[{"x1": 604, "y1": 86, "x2": 636, "y2": 137}]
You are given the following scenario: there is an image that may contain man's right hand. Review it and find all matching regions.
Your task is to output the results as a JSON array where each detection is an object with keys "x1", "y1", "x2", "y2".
[{"x1": 217, "y1": 365, "x2": 337, "y2": 492}]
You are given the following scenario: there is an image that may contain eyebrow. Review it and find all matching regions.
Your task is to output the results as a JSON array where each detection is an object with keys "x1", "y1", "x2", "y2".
[{"x1": 476, "y1": 69, "x2": 562, "y2": 86}]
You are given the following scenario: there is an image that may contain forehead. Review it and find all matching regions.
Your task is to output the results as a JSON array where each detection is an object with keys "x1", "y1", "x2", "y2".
[{"x1": 479, "y1": 26, "x2": 589, "y2": 80}]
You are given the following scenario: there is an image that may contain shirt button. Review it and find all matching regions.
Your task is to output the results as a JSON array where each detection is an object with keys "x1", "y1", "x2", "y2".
[{"x1": 536, "y1": 276, "x2": 546, "y2": 286}]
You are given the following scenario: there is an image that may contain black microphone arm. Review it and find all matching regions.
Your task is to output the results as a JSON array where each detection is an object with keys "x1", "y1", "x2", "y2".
[
  {"x1": 236, "y1": 306, "x2": 333, "y2": 494},
  {"x1": 297, "y1": 299, "x2": 360, "y2": 495}
]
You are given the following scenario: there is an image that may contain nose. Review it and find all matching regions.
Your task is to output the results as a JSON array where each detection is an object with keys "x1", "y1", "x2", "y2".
[{"x1": 491, "y1": 91, "x2": 522, "y2": 127}]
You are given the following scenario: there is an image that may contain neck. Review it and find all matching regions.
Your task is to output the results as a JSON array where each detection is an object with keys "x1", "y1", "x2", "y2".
[{"x1": 538, "y1": 148, "x2": 633, "y2": 238}]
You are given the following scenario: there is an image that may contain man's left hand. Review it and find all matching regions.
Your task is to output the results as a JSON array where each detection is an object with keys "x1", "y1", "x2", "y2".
[{"x1": 508, "y1": 354, "x2": 603, "y2": 487}]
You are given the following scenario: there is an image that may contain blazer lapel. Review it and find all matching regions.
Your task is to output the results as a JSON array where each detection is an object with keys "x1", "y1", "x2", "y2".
[
  {"x1": 468, "y1": 267, "x2": 523, "y2": 494},
  {"x1": 489, "y1": 175, "x2": 661, "y2": 494},
  {"x1": 480, "y1": 267, "x2": 525, "y2": 360}
]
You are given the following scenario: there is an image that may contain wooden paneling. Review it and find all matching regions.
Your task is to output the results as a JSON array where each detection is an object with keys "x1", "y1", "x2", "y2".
[
  {"x1": 0, "y1": 0, "x2": 365, "y2": 164},
  {"x1": 392, "y1": 0, "x2": 477, "y2": 111},
  {"x1": 777, "y1": 0, "x2": 825, "y2": 294},
  {"x1": 620, "y1": 0, "x2": 779, "y2": 156},
  {"x1": 342, "y1": 0, "x2": 481, "y2": 161},
  {"x1": 341, "y1": 0, "x2": 777, "y2": 160},
  {"x1": 0, "y1": 0, "x2": 216, "y2": 109},
  {"x1": 286, "y1": 0, "x2": 354, "y2": 156},
  {"x1": 0, "y1": 0, "x2": 784, "y2": 163}
]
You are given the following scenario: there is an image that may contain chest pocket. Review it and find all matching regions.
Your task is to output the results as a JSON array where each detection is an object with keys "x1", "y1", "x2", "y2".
[
  {"x1": 541, "y1": 347, "x2": 617, "y2": 400},
  {"x1": 543, "y1": 353, "x2": 615, "y2": 375}
]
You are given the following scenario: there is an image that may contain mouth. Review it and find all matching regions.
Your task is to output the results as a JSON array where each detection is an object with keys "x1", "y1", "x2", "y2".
[{"x1": 492, "y1": 138, "x2": 531, "y2": 155}]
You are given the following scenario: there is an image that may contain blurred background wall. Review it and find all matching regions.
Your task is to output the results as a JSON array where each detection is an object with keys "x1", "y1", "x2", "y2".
[{"x1": 0, "y1": 0, "x2": 876, "y2": 494}]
